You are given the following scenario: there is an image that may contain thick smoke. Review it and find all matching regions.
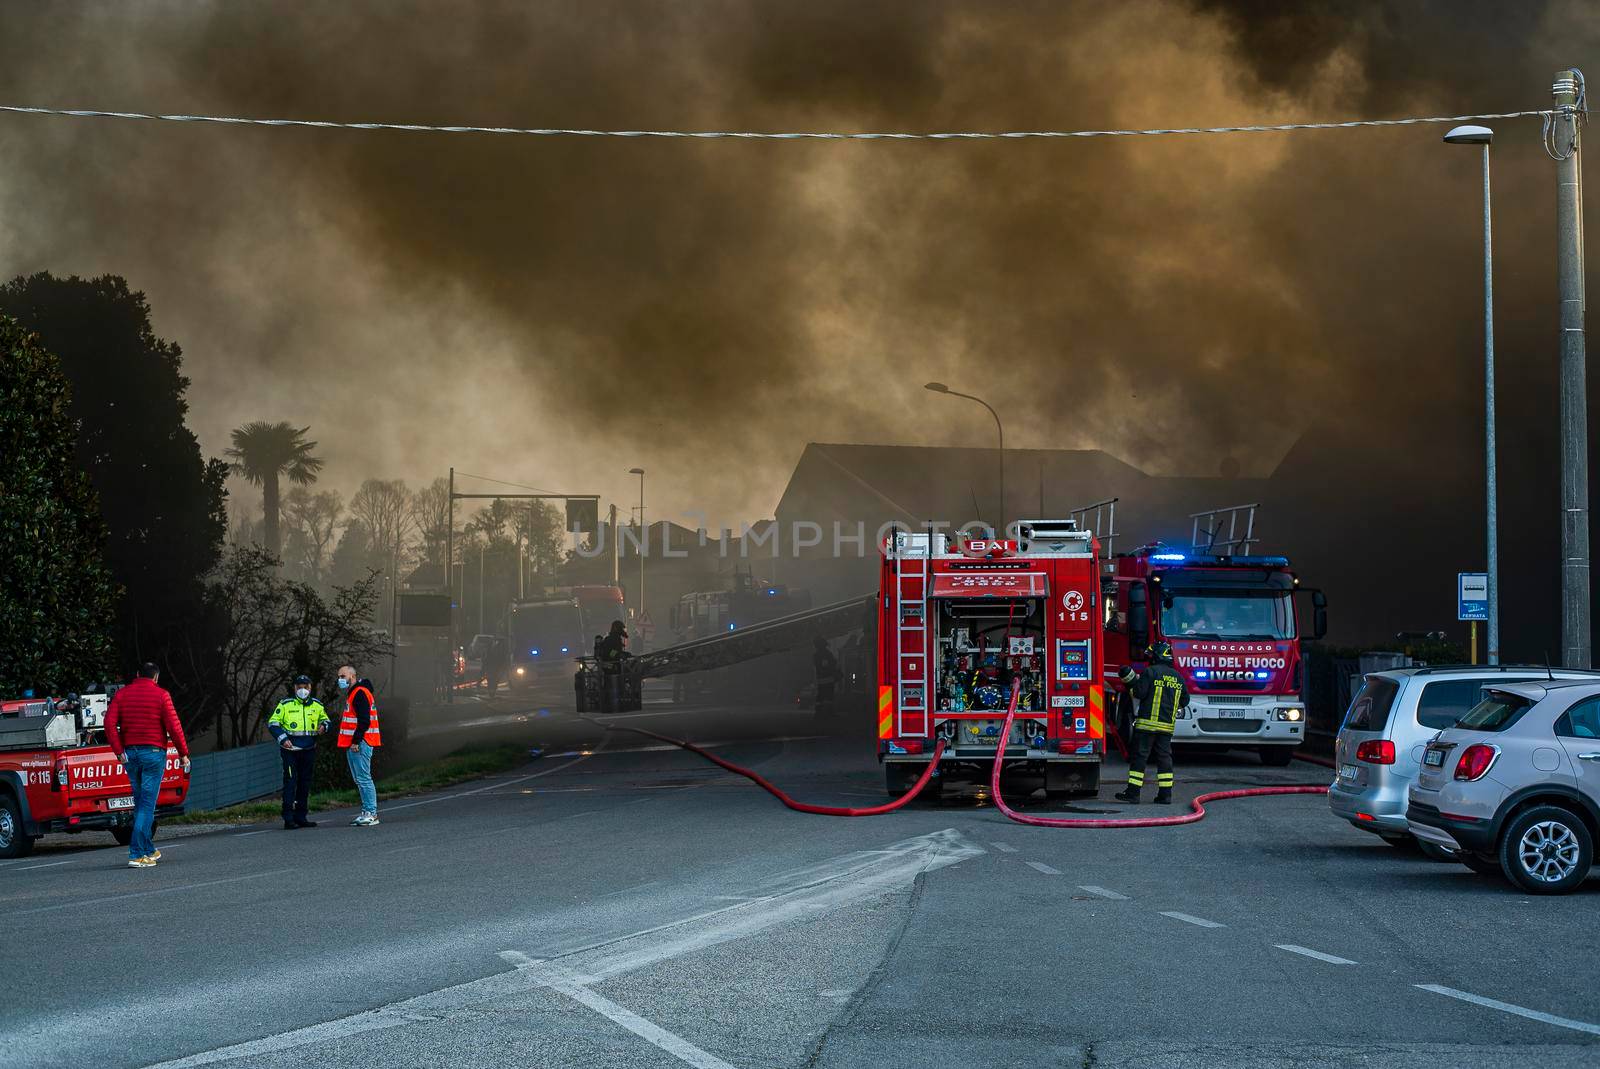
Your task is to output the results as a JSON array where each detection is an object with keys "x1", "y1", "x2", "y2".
[{"x1": 0, "y1": 1, "x2": 1598, "y2": 646}]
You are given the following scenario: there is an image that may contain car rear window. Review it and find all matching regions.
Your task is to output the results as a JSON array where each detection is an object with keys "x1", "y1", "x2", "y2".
[
  {"x1": 1415, "y1": 678, "x2": 1532, "y2": 729},
  {"x1": 1456, "y1": 692, "x2": 1532, "y2": 733},
  {"x1": 1344, "y1": 677, "x2": 1400, "y2": 732}
]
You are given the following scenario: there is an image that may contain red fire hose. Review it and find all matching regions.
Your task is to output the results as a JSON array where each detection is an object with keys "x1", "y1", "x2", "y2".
[
  {"x1": 595, "y1": 680, "x2": 1330, "y2": 825},
  {"x1": 986, "y1": 681, "x2": 1329, "y2": 828},
  {"x1": 601, "y1": 722, "x2": 948, "y2": 815}
]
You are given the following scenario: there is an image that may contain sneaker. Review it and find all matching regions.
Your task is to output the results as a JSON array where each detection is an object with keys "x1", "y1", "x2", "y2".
[
  {"x1": 127, "y1": 856, "x2": 155, "y2": 869},
  {"x1": 349, "y1": 813, "x2": 367, "y2": 826},
  {"x1": 147, "y1": 849, "x2": 162, "y2": 862},
  {"x1": 354, "y1": 814, "x2": 380, "y2": 827}
]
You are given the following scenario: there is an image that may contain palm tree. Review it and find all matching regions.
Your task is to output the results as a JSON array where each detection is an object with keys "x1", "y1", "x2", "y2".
[{"x1": 226, "y1": 421, "x2": 324, "y2": 561}]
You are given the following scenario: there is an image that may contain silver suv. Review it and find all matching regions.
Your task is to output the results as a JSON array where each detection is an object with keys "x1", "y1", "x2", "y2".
[
  {"x1": 1329, "y1": 666, "x2": 1599, "y2": 854},
  {"x1": 1408, "y1": 679, "x2": 1600, "y2": 894}
]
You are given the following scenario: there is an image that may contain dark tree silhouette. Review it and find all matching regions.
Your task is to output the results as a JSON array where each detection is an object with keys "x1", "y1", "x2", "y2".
[
  {"x1": 0, "y1": 273, "x2": 227, "y2": 718},
  {"x1": 226, "y1": 421, "x2": 324, "y2": 561},
  {"x1": 0, "y1": 316, "x2": 118, "y2": 694}
]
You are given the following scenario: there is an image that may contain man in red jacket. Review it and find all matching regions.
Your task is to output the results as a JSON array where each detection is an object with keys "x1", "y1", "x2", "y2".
[{"x1": 104, "y1": 663, "x2": 191, "y2": 869}]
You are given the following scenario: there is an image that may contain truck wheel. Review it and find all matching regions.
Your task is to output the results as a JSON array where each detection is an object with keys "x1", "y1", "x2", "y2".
[
  {"x1": 110, "y1": 820, "x2": 158, "y2": 848},
  {"x1": 0, "y1": 794, "x2": 36, "y2": 859},
  {"x1": 1258, "y1": 746, "x2": 1296, "y2": 767},
  {"x1": 1498, "y1": 805, "x2": 1593, "y2": 894},
  {"x1": 885, "y1": 764, "x2": 916, "y2": 798}
]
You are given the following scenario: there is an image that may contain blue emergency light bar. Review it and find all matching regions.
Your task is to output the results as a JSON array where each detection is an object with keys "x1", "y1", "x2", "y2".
[{"x1": 1150, "y1": 553, "x2": 1290, "y2": 567}]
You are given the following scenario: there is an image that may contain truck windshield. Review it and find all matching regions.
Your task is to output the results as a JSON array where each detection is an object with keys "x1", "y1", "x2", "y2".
[{"x1": 1160, "y1": 590, "x2": 1296, "y2": 640}]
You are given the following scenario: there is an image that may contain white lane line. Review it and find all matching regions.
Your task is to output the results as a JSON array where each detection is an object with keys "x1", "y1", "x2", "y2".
[
  {"x1": 15, "y1": 860, "x2": 76, "y2": 871},
  {"x1": 1415, "y1": 984, "x2": 1600, "y2": 1036},
  {"x1": 990, "y1": 842, "x2": 1019, "y2": 853},
  {"x1": 1275, "y1": 944, "x2": 1357, "y2": 965},
  {"x1": 1025, "y1": 861, "x2": 1062, "y2": 876},
  {"x1": 1078, "y1": 885, "x2": 1129, "y2": 900},
  {"x1": 500, "y1": 951, "x2": 739, "y2": 1069},
  {"x1": 1160, "y1": 911, "x2": 1225, "y2": 929},
  {"x1": 384, "y1": 749, "x2": 599, "y2": 812},
  {"x1": 233, "y1": 830, "x2": 270, "y2": 838},
  {"x1": 5, "y1": 870, "x2": 290, "y2": 918}
]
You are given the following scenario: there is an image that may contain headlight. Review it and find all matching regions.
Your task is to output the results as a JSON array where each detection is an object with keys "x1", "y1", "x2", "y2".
[
  {"x1": 516, "y1": 666, "x2": 526, "y2": 676},
  {"x1": 1275, "y1": 707, "x2": 1303, "y2": 722}
]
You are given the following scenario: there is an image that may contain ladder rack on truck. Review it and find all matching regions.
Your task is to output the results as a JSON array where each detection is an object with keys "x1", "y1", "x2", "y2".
[{"x1": 877, "y1": 519, "x2": 1108, "y2": 799}]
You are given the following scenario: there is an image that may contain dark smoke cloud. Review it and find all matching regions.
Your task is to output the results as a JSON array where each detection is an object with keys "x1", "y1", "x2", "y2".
[{"x1": 0, "y1": 1, "x2": 1597, "y2": 645}]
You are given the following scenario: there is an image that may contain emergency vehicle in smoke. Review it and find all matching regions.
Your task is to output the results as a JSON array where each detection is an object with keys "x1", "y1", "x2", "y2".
[
  {"x1": 877, "y1": 519, "x2": 1107, "y2": 798},
  {"x1": 0, "y1": 692, "x2": 189, "y2": 858},
  {"x1": 1099, "y1": 504, "x2": 1327, "y2": 766}
]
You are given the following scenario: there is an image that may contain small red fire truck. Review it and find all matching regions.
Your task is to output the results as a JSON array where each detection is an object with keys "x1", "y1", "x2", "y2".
[
  {"x1": 1100, "y1": 508, "x2": 1327, "y2": 766},
  {"x1": 877, "y1": 519, "x2": 1107, "y2": 798},
  {"x1": 0, "y1": 693, "x2": 189, "y2": 858}
]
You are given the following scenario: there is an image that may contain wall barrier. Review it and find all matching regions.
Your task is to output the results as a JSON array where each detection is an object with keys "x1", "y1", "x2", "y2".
[{"x1": 185, "y1": 742, "x2": 281, "y2": 812}]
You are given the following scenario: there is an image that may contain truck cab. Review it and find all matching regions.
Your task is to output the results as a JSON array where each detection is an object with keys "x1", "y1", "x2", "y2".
[{"x1": 1102, "y1": 544, "x2": 1327, "y2": 765}]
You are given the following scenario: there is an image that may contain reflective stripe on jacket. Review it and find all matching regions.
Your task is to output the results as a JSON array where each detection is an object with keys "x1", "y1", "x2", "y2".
[
  {"x1": 1130, "y1": 663, "x2": 1188, "y2": 735},
  {"x1": 268, "y1": 698, "x2": 329, "y2": 744},
  {"x1": 338, "y1": 685, "x2": 382, "y2": 748}
]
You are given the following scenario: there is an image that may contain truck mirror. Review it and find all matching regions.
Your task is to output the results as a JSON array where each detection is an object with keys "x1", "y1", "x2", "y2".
[
  {"x1": 1127, "y1": 583, "x2": 1150, "y2": 651},
  {"x1": 1311, "y1": 589, "x2": 1328, "y2": 641}
]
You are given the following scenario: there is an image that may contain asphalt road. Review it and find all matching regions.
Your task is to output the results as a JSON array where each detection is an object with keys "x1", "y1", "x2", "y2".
[{"x1": 4, "y1": 688, "x2": 1598, "y2": 1069}]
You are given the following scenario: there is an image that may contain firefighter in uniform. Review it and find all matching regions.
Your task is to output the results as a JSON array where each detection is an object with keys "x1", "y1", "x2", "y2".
[
  {"x1": 1114, "y1": 641, "x2": 1188, "y2": 805},
  {"x1": 269, "y1": 674, "x2": 330, "y2": 829}
]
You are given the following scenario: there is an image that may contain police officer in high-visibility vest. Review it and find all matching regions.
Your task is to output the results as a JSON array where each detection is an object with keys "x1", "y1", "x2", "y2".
[
  {"x1": 269, "y1": 674, "x2": 330, "y2": 829},
  {"x1": 336, "y1": 664, "x2": 382, "y2": 827},
  {"x1": 1114, "y1": 641, "x2": 1188, "y2": 805}
]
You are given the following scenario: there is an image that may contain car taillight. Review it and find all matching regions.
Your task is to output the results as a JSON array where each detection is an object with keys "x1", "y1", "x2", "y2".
[
  {"x1": 1454, "y1": 743, "x2": 1499, "y2": 781},
  {"x1": 1355, "y1": 739, "x2": 1395, "y2": 764}
]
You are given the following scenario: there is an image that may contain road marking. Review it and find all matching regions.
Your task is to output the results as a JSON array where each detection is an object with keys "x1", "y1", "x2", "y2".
[
  {"x1": 1275, "y1": 944, "x2": 1357, "y2": 965},
  {"x1": 500, "y1": 951, "x2": 739, "y2": 1069},
  {"x1": 1078, "y1": 885, "x2": 1129, "y2": 900},
  {"x1": 384, "y1": 748, "x2": 599, "y2": 811},
  {"x1": 1025, "y1": 861, "x2": 1062, "y2": 875},
  {"x1": 15, "y1": 860, "x2": 76, "y2": 871},
  {"x1": 991, "y1": 842, "x2": 1018, "y2": 853},
  {"x1": 233, "y1": 830, "x2": 270, "y2": 838},
  {"x1": 4, "y1": 870, "x2": 289, "y2": 918},
  {"x1": 1160, "y1": 911, "x2": 1225, "y2": 928},
  {"x1": 1415, "y1": 984, "x2": 1600, "y2": 1036}
]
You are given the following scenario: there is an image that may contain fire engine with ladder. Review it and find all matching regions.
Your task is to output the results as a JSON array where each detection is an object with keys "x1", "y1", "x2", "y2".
[
  {"x1": 1070, "y1": 500, "x2": 1327, "y2": 766},
  {"x1": 877, "y1": 519, "x2": 1107, "y2": 798}
]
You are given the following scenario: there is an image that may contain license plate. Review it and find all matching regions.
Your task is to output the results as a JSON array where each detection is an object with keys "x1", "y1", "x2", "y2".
[
  {"x1": 107, "y1": 796, "x2": 135, "y2": 810},
  {"x1": 1424, "y1": 749, "x2": 1445, "y2": 768},
  {"x1": 1339, "y1": 763, "x2": 1360, "y2": 781},
  {"x1": 1216, "y1": 708, "x2": 1248, "y2": 719}
]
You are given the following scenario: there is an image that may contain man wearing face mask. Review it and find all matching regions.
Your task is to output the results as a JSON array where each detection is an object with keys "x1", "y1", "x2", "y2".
[
  {"x1": 268, "y1": 674, "x2": 330, "y2": 830},
  {"x1": 336, "y1": 664, "x2": 382, "y2": 827}
]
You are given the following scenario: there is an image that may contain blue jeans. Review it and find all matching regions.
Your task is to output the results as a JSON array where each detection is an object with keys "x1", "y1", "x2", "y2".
[
  {"x1": 346, "y1": 741, "x2": 377, "y2": 814},
  {"x1": 123, "y1": 746, "x2": 166, "y2": 859}
]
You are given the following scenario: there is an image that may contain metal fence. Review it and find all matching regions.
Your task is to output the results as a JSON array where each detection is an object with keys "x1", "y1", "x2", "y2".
[{"x1": 185, "y1": 742, "x2": 281, "y2": 812}]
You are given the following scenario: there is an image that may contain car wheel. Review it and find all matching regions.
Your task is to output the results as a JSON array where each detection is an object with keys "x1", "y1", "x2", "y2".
[
  {"x1": 1498, "y1": 805, "x2": 1594, "y2": 894},
  {"x1": 111, "y1": 819, "x2": 157, "y2": 848},
  {"x1": 0, "y1": 793, "x2": 36, "y2": 859},
  {"x1": 1258, "y1": 746, "x2": 1296, "y2": 767}
]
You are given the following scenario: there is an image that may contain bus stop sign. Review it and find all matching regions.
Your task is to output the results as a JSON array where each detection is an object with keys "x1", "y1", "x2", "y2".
[{"x1": 1458, "y1": 572, "x2": 1489, "y2": 621}]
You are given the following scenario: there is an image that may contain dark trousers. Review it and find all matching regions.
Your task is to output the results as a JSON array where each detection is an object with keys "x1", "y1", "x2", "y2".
[
  {"x1": 280, "y1": 747, "x2": 315, "y2": 822},
  {"x1": 1127, "y1": 729, "x2": 1174, "y2": 791}
]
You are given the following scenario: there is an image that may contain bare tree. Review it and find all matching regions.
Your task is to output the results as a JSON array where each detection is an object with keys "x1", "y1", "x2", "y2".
[
  {"x1": 410, "y1": 477, "x2": 452, "y2": 567},
  {"x1": 283, "y1": 487, "x2": 344, "y2": 584},
  {"x1": 349, "y1": 478, "x2": 413, "y2": 582}
]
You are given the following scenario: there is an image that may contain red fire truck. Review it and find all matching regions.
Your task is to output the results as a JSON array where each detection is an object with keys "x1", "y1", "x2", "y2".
[
  {"x1": 877, "y1": 519, "x2": 1107, "y2": 798},
  {"x1": 1099, "y1": 505, "x2": 1327, "y2": 766},
  {"x1": 0, "y1": 693, "x2": 189, "y2": 858}
]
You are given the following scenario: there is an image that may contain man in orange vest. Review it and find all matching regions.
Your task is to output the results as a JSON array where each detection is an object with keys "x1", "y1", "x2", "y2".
[{"x1": 336, "y1": 664, "x2": 382, "y2": 827}]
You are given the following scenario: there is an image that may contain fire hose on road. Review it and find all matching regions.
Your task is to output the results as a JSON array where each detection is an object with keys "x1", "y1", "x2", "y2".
[{"x1": 599, "y1": 679, "x2": 1330, "y2": 826}]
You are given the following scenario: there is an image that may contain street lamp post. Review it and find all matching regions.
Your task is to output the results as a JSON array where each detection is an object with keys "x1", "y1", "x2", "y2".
[
  {"x1": 628, "y1": 467, "x2": 646, "y2": 625},
  {"x1": 1444, "y1": 124, "x2": 1498, "y2": 664},
  {"x1": 925, "y1": 382, "x2": 1005, "y2": 536}
]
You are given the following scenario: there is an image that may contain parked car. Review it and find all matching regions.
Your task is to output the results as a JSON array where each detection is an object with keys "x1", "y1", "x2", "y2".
[
  {"x1": 1329, "y1": 666, "x2": 1600, "y2": 857},
  {"x1": 1408, "y1": 679, "x2": 1600, "y2": 893}
]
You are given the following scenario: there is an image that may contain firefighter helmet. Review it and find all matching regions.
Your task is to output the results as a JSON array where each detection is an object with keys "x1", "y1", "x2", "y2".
[{"x1": 1144, "y1": 641, "x2": 1175, "y2": 663}]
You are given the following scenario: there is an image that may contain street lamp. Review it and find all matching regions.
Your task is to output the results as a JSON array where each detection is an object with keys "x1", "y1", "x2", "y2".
[
  {"x1": 925, "y1": 382, "x2": 1005, "y2": 536},
  {"x1": 1444, "y1": 124, "x2": 1498, "y2": 664},
  {"x1": 627, "y1": 467, "x2": 646, "y2": 630}
]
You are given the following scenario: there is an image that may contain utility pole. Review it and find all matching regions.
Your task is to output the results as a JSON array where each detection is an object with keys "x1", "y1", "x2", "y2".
[
  {"x1": 609, "y1": 503, "x2": 620, "y2": 584},
  {"x1": 1555, "y1": 69, "x2": 1590, "y2": 667},
  {"x1": 446, "y1": 466, "x2": 455, "y2": 634}
]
